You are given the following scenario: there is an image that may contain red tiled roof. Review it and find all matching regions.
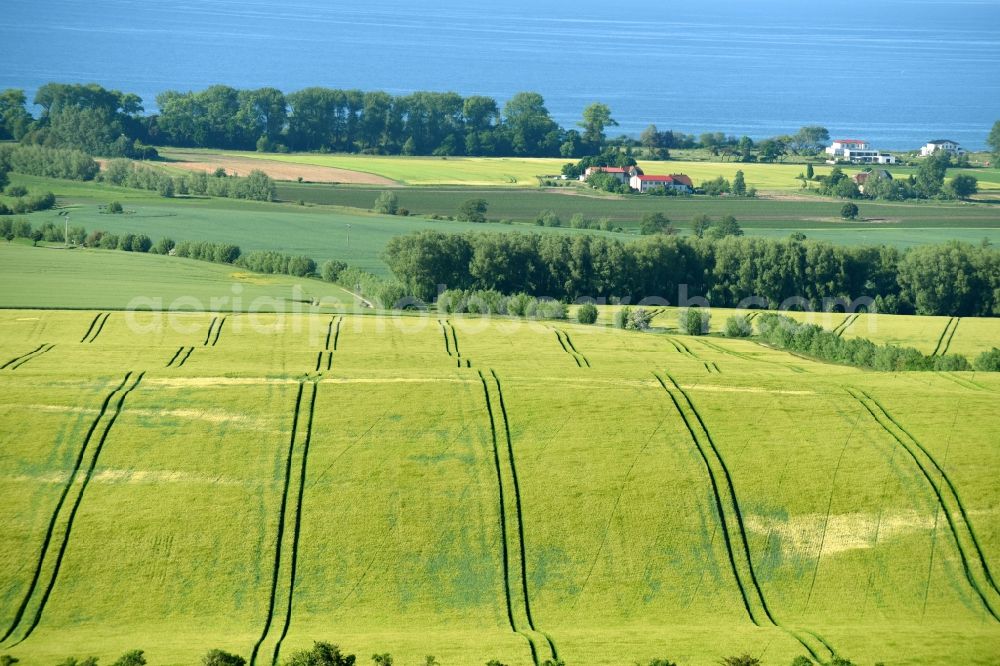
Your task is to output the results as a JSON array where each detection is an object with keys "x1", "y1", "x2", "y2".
[
  {"x1": 636, "y1": 174, "x2": 692, "y2": 186},
  {"x1": 670, "y1": 174, "x2": 693, "y2": 187}
]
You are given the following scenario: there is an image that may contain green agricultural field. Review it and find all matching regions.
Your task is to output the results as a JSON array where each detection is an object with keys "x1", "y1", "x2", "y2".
[
  {"x1": 1, "y1": 309, "x2": 999, "y2": 665},
  {"x1": 0, "y1": 243, "x2": 363, "y2": 311},
  {"x1": 194, "y1": 148, "x2": 1000, "y2": 193},
  {"x1": 225, "y1": 151, "x2": 569, "y2": 186},
  {"x1": 275, "y1": 180, "x2": 1000, "y2": 246}
]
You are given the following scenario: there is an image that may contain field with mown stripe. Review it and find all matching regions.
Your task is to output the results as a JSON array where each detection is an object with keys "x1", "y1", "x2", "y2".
[{"x1": 1, "y1": 309, "x2": 998, "y2": 665}]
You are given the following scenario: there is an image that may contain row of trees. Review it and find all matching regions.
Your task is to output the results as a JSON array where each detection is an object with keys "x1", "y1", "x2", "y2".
[
  {"x1": 0, "y1": 83, "x2": 156, "y2": 158},
  {"x1": 753, "y1": 313, "x2": 999, "y2": 372},
  {"x1": 383, "y1": 231, "x2": 1000, "y2": 317},
  {"x1": 436, "y1": 289, "x2": 567, "y2": 319},
  {"x1": 100, "y1": 159, "x2": 277, "y2": 201},
  {"x1": 0, "y1": 143, "x2": 100, "y2": 180}
]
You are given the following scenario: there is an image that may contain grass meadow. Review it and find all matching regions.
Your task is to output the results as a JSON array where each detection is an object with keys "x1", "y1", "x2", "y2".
[{"x1": 0, "y1": 308, "x2": 998, "y2": 665}]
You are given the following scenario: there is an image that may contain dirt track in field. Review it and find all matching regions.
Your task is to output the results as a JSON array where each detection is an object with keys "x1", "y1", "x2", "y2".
[{"x1": 160, "y1": 151, "x2": 397, "y2": 185}]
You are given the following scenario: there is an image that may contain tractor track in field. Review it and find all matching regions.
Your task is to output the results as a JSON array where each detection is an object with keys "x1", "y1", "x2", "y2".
[
  {"x1": 848, "y1": 387, "x2": 1000, "y2": 621},
  {"x1": 931, "y1": 317, "x2": 958, "y2": 356},
  {"x1": 654, "y1": 372, "x2": 834, "y2": 663},
  {"x1": 314, "y1": 351, "x2": 333, "y2": 372},
  {"x1": 2, "y1": 344, "x2": 54, "y2": 370},
  {"x1": 251, "y1": 381, "x2": 318, "y2": 666},
  {"x1": 270, "y1": 382, "x2": 317, "y2": 665},
  {"x1": 80, "y1": 313, "x2": 110, "y2": 343},
  {"x1": 832, "y1": 313, "x2": 859, "y2": 337},
  {"x1": 166, "y1": 346, "x2": 195, "y2": 368},
  {"x1": 203, "y1": 315, "x2": 228, "y2": 347},
  {"x1": 0, "y1": 371, "x2": 144, "y2": 648},
  {"x1": 439, "y1": 319, "x2": 471, "y2": 368},
  {"x1": 667, "y1": 337, "x2": 697, "y2": 359},
  {"x1": 324, "y1": 316, "x2": 343, "y2": 351},
  {"x1": 553, "y1": 329, "x2": 589, "y2": 367},
  {"x1": 478, "y1": 370, "x2": 557, "y2": 666}
]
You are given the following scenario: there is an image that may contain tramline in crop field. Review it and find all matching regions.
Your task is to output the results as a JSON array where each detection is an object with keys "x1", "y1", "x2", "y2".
[{"x1": 1, "y1": 309, "x2": 998, "y2": 665}]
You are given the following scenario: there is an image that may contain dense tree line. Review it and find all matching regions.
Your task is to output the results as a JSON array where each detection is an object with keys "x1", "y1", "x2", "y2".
[
  {"x1": 100, "y1": 159, "x2": 276, "y2": 201},
  {"x1": 753, "y1": 312, "x2": 998, "y2": 371},
  {"x1": 383, "y1": 231, "x2": 1000, "y2": 317},
  {"x1": 436, "y1": 289, "x2": 567, "y2": 319},
  {"x1": 152, "y1": 86, "x2": 615, "y2": 157},
  {"x1": 3, "y1": 83, "x2": 157, "y2": 158},
  {"x1": 0, "y1": 144, "x2": 99, "y2": 180}
]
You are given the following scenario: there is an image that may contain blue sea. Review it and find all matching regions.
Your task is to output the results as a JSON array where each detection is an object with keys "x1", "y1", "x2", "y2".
[{"x1": 3, "y1": 0, "x2": 998, "y2": 149}]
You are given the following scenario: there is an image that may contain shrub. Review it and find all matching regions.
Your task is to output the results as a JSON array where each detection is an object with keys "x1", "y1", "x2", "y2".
[
  {"x1": 5, "y1": 185, "x2": 27, "y2": 197},
  {"x1": 724, "y1": 314, "x2": 752, "y2": 337},
  {"x1": 151, "y1": 237, "x2": 175, "y2": 255},
  {"x1": 933, "y1": 354, "x2": 972, "y2": 371},
  {"x1": 371, "y1": 655, "x2": 393, "y2": 666},
  {"x1": 678, "y1": 308, "x2": 711, "y2": 335},
  {"x1": 974, "y1": 348, "x2": 1000, "y2": 371},
  {"x1": 131, "y1": 234, "x2": 152, "y2": 253},
  {"x1": 640, "y1": 212, "x2": 669, "y2": 235},
  {"x1": 373, "y1": 191, "x2": 400, "y2": 215},
  {"x1": 56, "y1": 658, "x2": 97, "y2": 666},
  {"x1": 111, "y1": 650, "x2": 147, "y2": 666},
  {"x1": 202, "y1": 649, "x2": 246, "y2": 666},
  {"x1": 457, "y1": 198, "x2": 488, "y2": 223},
  {"x1": 789, "y1": 657, "x2": 813, "y2": 666},
  {"x1": 285, "y1": 642, "x2": 356, "y2": 666},
  {"x1": 841, "y1": 202, "x2": 859, "y2": 219},
  {"x1": 628, "y1": 307, "x2": 654, "y2": 330},
  {"x1": 321, "y1": 260, "x2": 349, "y2": 282},
  {"x1": 536, "y1": 209, "x2": 561, "y2": 227},
  {"x1": 640, "y1": 660, "x2": 678, "y2": 666},
  {"x1": 719, "y1": 655, "x2": 761, "y2": 666},
  {"x1": 577, "y1": 303, "x2": 599, "y2": 324},
  {"x1": 107, "y1": 200, "x2": 124, "y2": 214},
  {"x1": 1, "y1": 656, "x2": 19, "y2": 666},
  {"x1": 613, "y1": 306, "x2": 631, "y2": 329}
]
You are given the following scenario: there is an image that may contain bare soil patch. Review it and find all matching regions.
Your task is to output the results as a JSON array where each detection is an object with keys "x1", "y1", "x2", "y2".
[{"x1": 160, "y1": 151, "x2": 396, "y2": 185}]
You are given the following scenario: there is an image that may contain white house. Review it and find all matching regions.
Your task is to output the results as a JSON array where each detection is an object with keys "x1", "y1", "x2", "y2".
[
  {"x1": 629, "y1": 173, "x2": 693, "y2": 193},
  {"x1": 825, "y1": 138, "x2": 896, "y2": 164},
  {"x1": 826, "y1": 139, "x2": 870, "y2": 158},
  {"x1": 581, "y1": 166, "x2": 632, "y2": 184},
  {"x1": 920, "y1": 139, "x2": 965, "y2": 157}
]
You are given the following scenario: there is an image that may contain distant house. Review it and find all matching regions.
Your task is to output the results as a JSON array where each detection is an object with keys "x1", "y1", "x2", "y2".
[
  {"x1": 853, "y1": 169, "x2": 892, "y2": 194},
  {"x1": 825, "y1": 138, "x2": 897, "y2": 165},
  {"x1": 581, "y1": 166, "x2": 643, "y2": 184},
  {"x1": 920, "y1": 139, "x2": 965, "y2": 157},
  {"x1": 629, "y1": 173, "x2": 693, "y2": 193}
]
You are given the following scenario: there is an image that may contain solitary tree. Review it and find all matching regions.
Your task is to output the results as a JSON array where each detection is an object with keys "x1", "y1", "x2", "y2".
[
  {"x1": 640, "y1": 212, "x2": 670, "y2": 235},
  {"x1": 732, "y1": 170, "x2": 747, "y2": 196},
  {"x1": 947, "y1": 173, "x2": 978, "y2": 200},
  {"x1": 457, "y1": 198, "x2": 489, "y2": 223},
  {"x1": 578, "y1": 102, "x2": 617, "y2": 149},
  {"x1": 841, "y1": 202, "x2": 860, "y2": 219},
  {"x1": 806, "y1": 163, "x2": 815, "y2": 180},
  {"x1": 988, "y1": 120, "x2": 1000, "y2": 163},
  {"x1": 691, "y1": 214, "x2": 712, "y2": 239},
  {"x1": 708, "y1": 215, "x2": 743, "y2": 239},
  {"x1": 373, "y1": 190, "x2": 400, "y2": 215},
  {"x1": 577, "y1": 303, "x2": 599, "y2": 324}
]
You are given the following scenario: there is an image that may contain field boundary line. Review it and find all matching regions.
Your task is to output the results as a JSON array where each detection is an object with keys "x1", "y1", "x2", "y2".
[
  {"x1": 848, "y1": 387, "x2": 1000, "y2": 620},
  {"x1": 271, "y1": 382, "x2": 318, "y2": 666},
  {"x1": 3, "y1": 372, "x2": 144, "y2": 647},
  {"x1": 0, "y1": 373, "x2": 132, "y2": 644},
  {"x1": 250, "y1": 382, "x2": 304, "y2": 666}
]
